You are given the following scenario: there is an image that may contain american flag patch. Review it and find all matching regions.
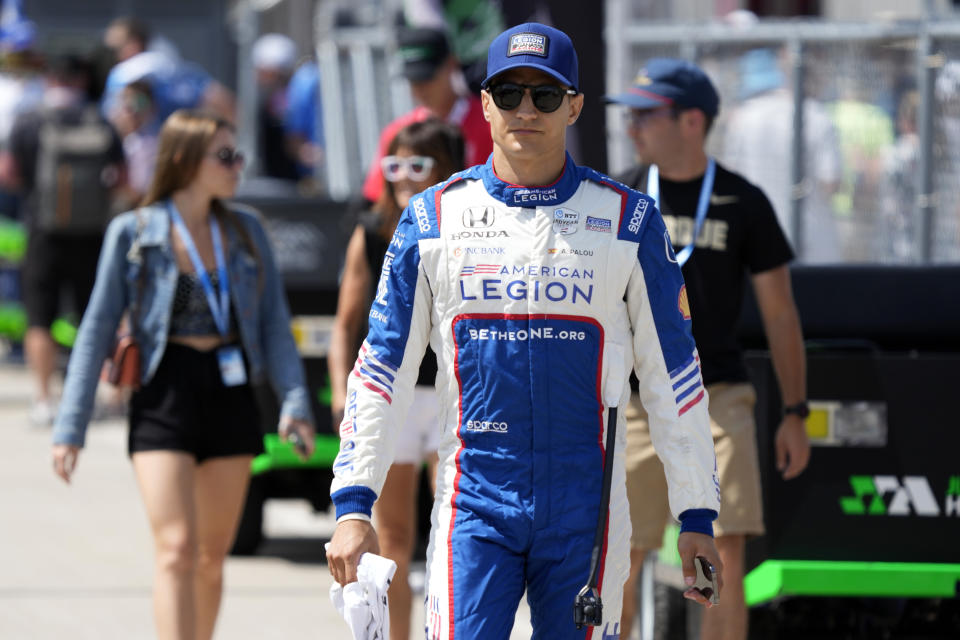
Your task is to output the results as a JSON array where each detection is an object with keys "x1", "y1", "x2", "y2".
[
  {"x1": 426, "y1": 594, "x2": 443, "y2": 639},
  {"x1": 460, "y1": 264, "x2": 501, "y2": 276}
]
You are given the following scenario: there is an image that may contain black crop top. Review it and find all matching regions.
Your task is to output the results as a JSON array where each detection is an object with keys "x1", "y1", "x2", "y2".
[{"x1": 169, "y1": 269, "x2": 239, "y2": 337}]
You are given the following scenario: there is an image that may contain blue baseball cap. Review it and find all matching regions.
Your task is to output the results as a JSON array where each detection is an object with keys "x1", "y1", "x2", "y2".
[
  {"x1": 605, "y1": 58, "x2": 719, "y2": 117},
  {"x1": 481, "y1": 23, "x2": 579, "y2": 91}
]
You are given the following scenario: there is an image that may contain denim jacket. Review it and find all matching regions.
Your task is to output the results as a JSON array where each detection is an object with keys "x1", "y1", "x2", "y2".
[{"x1": 53, "y1": 201, "x2": 313, "y2": 447}]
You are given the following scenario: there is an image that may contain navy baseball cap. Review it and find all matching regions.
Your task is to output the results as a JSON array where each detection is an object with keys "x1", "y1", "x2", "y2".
[
  {"x1": 481, "y1": 23, "x2": 579, "y2": 91},
  {"x1": 605, "y1": 58, "x2": 719, "y2": 117}
]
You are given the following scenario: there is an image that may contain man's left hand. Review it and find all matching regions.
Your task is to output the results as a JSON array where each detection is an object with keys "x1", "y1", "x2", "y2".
[
  {"x1": 677, "y1": 531, "x2": 723, "y2": 608},
  {"x1": 775, "y1": 415, "x2": 810, "y2": 480}
]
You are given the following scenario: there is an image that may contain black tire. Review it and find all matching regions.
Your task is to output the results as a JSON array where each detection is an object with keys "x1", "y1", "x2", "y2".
[
  {"x1": 636, "y1": 554, "x2": 697, "y2": 640},
  {"x1": 230, "y1": 476, "x2": 265, "y2": 556}
]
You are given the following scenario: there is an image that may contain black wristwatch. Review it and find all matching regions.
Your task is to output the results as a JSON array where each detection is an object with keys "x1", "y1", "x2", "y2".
[{"x1": 783, "y1": 401, "x2": 810, "y2": 419}]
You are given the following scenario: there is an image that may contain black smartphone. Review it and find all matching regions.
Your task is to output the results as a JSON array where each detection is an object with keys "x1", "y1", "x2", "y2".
[
  {"x1": 287, "y1": 430, "x2": 308, "y2": 456},
  {"x1": 694, "y1": 556, "x2": 719, "y2": 605}
]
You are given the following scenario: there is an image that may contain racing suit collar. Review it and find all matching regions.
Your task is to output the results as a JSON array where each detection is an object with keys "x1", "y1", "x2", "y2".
[{"x1": 481, "y1": 151, "x2": 581, "y2": 207}]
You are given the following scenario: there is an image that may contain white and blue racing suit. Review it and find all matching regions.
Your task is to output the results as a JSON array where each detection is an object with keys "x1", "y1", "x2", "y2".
[{"x1": 331, "y1": 154, "x2": 721, "y2": 640}]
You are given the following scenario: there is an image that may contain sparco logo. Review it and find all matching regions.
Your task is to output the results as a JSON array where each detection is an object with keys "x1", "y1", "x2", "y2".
[
  {"x1": 414, "y1": 197, "x2": 430, "y2": 233},
  {"x1": 840, "y1": 475, "x2": 960, "y2": 517},
  {"x1": 466, "y1": 419, "x2": 508, "y2": 433},
  {"x1": 450, "y1": 230, "x2": 509, "y2": 241},
  {"x1": 463, "y1": 207, "x2": 495, "y2": 228},
  {"x1": 628, "y1": 198, "x2": 649, "y2": 234}
]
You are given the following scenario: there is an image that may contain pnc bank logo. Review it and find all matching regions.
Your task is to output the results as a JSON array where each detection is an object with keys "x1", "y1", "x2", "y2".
[{"x1": 839, "y1": 475, "x2": 960, "y2": 517}]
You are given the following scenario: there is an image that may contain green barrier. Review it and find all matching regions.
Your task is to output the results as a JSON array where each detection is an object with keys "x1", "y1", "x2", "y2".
[
  {"x1": 0, "y1": 217, "x2": 26, "y2": 263},
  {"x1": 0, "y1": 303, "x2": 26, "y2": 341},
  {"x1": 250, "y1": 433, "x2": 340, "y2": 476},
  {"x1": 744, "y1": 560, "x2": 960, "y2": 606}
]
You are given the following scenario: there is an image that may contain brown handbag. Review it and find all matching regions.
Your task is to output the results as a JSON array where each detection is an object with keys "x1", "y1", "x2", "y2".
[
  {"x1": 100, "y1": 209, "x2": 146, "y2": 391},
  {"x1": 101, "y1": 333, "x2": 141, "y2": 390}
]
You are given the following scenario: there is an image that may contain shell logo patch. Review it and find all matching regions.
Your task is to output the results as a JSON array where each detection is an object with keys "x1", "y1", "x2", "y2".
[{"x1": 678, "y1": 285, "x2": 691, "y2": 320}]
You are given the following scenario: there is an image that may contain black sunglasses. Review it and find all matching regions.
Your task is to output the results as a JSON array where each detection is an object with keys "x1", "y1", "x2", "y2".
[
  {"x1": 487, "y1": 82, "x2": 578, "y2": 113},
  {"x1": 209, "y1": 147, "x2": 245, "y2": 168}
]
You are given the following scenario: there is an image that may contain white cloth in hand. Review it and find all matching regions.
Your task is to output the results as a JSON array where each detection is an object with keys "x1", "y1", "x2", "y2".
[{"x1": 327, "y1": 546, "x2": 397, "y2": 640}]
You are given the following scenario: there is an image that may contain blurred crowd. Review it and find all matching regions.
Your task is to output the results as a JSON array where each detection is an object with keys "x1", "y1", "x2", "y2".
[
  {"x1": 0, "y1": 15, "x2": 334, "y2": 209},
  {"x1": 0, "y1": 6, "x2": 951, "y2": 412},
  {"x1": 0, "y1": 5, "x2": 950, "y2": 409},
  {"x1": 0, "y1": 10, "x2": 947, "y2": 258}
]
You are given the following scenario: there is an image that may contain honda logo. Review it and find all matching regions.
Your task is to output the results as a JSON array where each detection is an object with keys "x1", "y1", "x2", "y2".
[{"x1": 463, "y1": 207, "x2": 495, "y2": 228}]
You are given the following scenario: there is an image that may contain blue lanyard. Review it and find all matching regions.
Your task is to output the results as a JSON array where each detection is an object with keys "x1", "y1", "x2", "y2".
[
  {"x1": 648, "y1": 157, "x2": 716, "y2": 267},
  {"x1": 167, "y1": 201, "x2": 231, "y2": 337}
]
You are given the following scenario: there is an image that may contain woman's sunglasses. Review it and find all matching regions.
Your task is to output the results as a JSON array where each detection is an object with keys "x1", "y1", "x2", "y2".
[
  {"x1": 381, "y1": 155, "x2": 436, "y2": 182},
  {"x1": 209, "y1": 147, "x2": 245, "y2": 168},
  {"x1": 487, "y1": 82, "x2": 578, "y2": 113}
]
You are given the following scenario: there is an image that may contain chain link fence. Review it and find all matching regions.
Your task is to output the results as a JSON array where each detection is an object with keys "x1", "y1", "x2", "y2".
[{"x1": 605, "y1": 19, "x2": 960, "y2": 264}]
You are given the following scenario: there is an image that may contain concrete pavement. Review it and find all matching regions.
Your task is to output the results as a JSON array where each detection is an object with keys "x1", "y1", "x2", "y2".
[{"x1": 0, "y1": 362, "x2": 533, "y2": 639}]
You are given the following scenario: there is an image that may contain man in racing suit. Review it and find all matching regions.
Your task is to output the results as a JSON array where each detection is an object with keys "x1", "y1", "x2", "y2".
[{"x1": 327, "y1": 23, "x2": 723, "y2": 639}]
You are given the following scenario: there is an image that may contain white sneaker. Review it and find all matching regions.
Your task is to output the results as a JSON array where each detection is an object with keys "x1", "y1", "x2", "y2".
[{"x1": 28, "y1": 399, "x2": 56, "y2": 427}]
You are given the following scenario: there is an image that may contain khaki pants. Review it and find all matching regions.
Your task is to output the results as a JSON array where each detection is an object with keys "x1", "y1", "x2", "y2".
[{"x1": 625, "y1": 382, "x2": 764, "y2": 549}]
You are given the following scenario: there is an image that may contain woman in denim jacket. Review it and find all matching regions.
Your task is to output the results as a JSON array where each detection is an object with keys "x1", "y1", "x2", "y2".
[{"x1": 51, "y1": 110, "x2": 315, "y2": 640}]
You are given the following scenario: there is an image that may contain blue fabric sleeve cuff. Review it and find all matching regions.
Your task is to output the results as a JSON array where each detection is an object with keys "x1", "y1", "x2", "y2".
[
  {"x1": 678, "y1": 508, "x2": 718, "y2": 537},
  {"x1": 331, "y1": 486, "x2": 377, "y2": 520}
]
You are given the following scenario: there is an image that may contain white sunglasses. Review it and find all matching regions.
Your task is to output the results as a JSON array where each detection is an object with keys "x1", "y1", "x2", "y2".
[{"x1": 381, "y1": 155, "x2": 436, "y2": 182}]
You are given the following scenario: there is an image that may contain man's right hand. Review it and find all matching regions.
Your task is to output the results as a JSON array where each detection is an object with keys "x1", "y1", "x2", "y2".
[
  {"x1": 327, "y1": 518, "x2": 379, "y2": 586},
  {"x1": 677, "y1": 531, "x2": 723, "y2": 608}
]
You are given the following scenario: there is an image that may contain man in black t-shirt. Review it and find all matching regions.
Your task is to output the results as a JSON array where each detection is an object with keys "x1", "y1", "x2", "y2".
[{"x1": 606, "y1": 59, "x2": 810, "y2": 640}]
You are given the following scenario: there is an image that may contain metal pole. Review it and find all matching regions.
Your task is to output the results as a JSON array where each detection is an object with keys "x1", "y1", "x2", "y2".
[
  {"x1": 916, "y1": 27, "x2": 937, "y2": 261},
  {"x1": 350, "y1": 43, "x2": 380, "y2": 174},
  {"x1": 789, "y1": 39, "x2": 806, "y2": 258},
  {"x1": 314, "y1": 1, "x2": 353, "y2": 201},
  {"x1": 234, "y1": 0, "x2": 259, "y2": 178},
  {"x1": 318, "y1": 39, "x2": 350, "y2": 200},
  {"x1": 604, "y1": 0, "x2": 631, "y2": 175}
]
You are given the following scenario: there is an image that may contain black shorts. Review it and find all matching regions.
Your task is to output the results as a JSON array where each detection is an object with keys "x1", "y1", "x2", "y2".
[
  {"x1": 22, "y1": 230, "x2": 102, "y2": 328},
  {"x1": 128, "y1": 342, "x2": 264, "y2": 463}
]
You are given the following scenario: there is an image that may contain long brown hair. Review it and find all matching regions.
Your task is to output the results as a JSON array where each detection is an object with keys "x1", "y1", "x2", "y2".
[
  {"x1": 374, "y1": 118, "x2": 465, "y2": 240},
  {"x1": 141, "y1": 109, "x2": 260, "y2": 280}
]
